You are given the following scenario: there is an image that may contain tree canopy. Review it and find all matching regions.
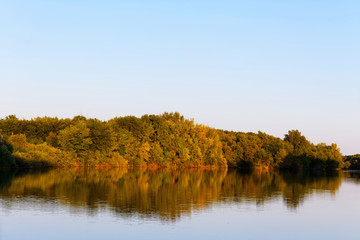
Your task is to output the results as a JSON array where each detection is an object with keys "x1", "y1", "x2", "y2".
[{"x1": 0, "y1": 113, "x2": 347, "y2": 170}]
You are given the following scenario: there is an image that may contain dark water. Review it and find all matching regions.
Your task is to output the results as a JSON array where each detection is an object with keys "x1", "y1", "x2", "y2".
[{"x1": 0, "y1": 168, "x2": 360, "y2": 240}]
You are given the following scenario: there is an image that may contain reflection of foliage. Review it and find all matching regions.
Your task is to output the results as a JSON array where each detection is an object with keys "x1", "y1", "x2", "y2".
[
  {"x1": 0, "y1": 171, "x2": 15, "y2": 188},
  {"x1": 0, "y1": 169, "x2": 348, "y2": 221},
  {"x1": 0, "y1": 113, "x2": 345, "y2": 169}
]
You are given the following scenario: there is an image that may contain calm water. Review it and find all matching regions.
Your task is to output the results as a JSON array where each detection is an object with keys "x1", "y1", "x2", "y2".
[{"x1": 0, "y1": 168, "x2": 360, "y2": 240}]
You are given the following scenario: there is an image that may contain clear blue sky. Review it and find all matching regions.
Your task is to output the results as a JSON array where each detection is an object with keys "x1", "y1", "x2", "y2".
[{"x1": 1, "y1": 0, "x2": 359, "y2": 154}]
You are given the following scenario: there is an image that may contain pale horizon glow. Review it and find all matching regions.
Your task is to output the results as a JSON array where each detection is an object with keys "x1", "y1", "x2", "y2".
[{"x1": 1, "y1": 0, "x2": 359, "y2": 155}]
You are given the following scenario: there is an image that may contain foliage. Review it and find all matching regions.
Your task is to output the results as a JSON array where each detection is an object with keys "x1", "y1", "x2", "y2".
[
  {"x1": 0, "y1": 140, "x2": 16, "y2": 169},
  {"x1": 58, "y1": 121, "x2": 92, "y2": 155},
  {"x1": 343, "y1": 155, "x2": 360, "y2": 169},
  {"x1": 46, "y1": 132, "x2": 59, "y2": 147},
  {"x1": 0, "y1": 113, "x2": 348, "y2": 170}
]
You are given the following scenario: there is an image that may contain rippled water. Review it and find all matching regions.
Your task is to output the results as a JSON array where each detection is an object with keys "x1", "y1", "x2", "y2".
[{"x1": 0, "y1": 168, "x2": 359, "y2": 240}]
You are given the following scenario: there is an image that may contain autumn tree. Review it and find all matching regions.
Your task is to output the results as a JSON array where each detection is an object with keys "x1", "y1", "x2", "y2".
[{"x1": 58, "y1": 121, "x2": 92, "y2": 155}]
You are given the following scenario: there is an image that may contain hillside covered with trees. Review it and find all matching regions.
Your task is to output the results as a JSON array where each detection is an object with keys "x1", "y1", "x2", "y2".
[{"x1": 0, "y1": 113, "x2": 347, "y2": 170}]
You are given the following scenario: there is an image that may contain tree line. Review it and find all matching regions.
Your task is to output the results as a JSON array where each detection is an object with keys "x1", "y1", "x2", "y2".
[
  {"x1": 0, "y1": 112, "x2": 348, "y2": 170},
  {"x1": 343, "y1": 155, "x2": 360, "y2": 170}
]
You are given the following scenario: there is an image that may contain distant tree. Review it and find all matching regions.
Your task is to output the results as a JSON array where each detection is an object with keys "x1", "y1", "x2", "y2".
[
  {"x1": 5, "y1": 115, "x2": 18, "y2": 120},
  {"x1": 0, "y1": 143, "x2": 15, "y2": 168},
  {"x1": 284, "y1": 130, "x2": 309, "y2": 150},
  {"x1": 58, "y1": 121, "x2": 92, "y2": 155},
  {"x1": 86, "y1": 119, "x2": 114, "y2": 153},
  {"x1": 149, "y1": 142, "x2": 164, "y2": 165},
  {"x1": 72, "y1": 115, "x2": 87, "y2": 122},
  {"x1": 344, "y1": 154, "x2": 360, "y2": 169},
  {"x1": 254, "y1": 148, "x2": 272, "y2": 167},
  {"x1": 46, "y1": 132, "x2": 59, "y2": 147},
  {"x1": 8, "y1": 134, "x2": 28, "y2": 148}
]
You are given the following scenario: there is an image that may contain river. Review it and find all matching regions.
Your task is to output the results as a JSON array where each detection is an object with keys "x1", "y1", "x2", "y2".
[{"x1": 0, "y1": 168, "x2": 359, "y2": 239}]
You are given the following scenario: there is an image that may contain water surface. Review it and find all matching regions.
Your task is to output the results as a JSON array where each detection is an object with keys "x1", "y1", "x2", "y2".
[{"x1": 0, "y1": 168, "x2": 359, "y2": 239}]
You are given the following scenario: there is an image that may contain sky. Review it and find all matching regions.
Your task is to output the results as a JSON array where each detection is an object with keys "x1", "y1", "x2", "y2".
[{"x1": 0, "y1": 0, "x2": 359, "y2": 154}]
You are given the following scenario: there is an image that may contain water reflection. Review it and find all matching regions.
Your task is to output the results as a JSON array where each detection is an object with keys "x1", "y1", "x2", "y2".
[{"x1": 0, "y1": 168, "x2": 357, "y2": 221}]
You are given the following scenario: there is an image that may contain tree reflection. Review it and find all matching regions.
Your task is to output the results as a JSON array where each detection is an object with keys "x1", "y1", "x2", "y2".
[{"x1": 0, "y1": 168, "x2": 356, "y2": 221}]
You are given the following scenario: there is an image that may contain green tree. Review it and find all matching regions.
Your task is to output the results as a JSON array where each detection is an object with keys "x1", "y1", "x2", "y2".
[
  {"x1": 0, "y1": 141, "x2": 15, "y2": 168},
  {"x1": 46, "y1": 132, "x2": 59, "y2": 147},
  {"x1": 284, "y1": 130, "x2": 309, "y2": 150},
  {"x1": 58, "y1": 121, "x2": 92, "y2": 155},
  {"x1": 86, "y1": 119, "x2": 114, "y2": 153}
]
